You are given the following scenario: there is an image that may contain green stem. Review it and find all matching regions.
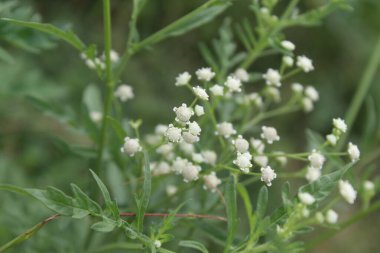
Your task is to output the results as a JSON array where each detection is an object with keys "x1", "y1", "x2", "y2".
[{"x1": 95, "y1": 0, "x2": 115, "y2": 175}]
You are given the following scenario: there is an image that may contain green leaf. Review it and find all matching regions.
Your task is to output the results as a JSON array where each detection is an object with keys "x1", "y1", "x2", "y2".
[
  {"x1": 224, "y1": 175, "x2": 237, "y2": 253},
  {"x1": 71, "y1": 184, "x2": 102, "y2": 214},
  {"x1": 135, "y1": 152, "x2": 151, "y2": 232},
  {"x1": 179, "y1": 240, "x2": 209, "y2": 253},
  {"x1": 237, "y1": 184, "x2": 254, "y2": 233},
  {"x1": 1, "y1": 18, "x2": 85, "y2": 51},
  {"x1": 281, "y1": 182, "x2": 292, "y2": 208},
  {"x1": 0, "y1": 46, "x2": 14, "y2": 63},
  {"x1": 256, "y1": 186, "x2": 268, "y2": 220},
  {"x1": 107, "y1": 116, "x2": 127, "y2": 141},
  {"x1": 106, "y1": 163, "x2": 128, "y2": 206},
  {"x1": 91, "y1": 220, "x2": 116, "y2": 233}
]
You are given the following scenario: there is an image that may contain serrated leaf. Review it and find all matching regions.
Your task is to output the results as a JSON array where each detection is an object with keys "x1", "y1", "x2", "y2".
[
  {"x1": 179, "y1": 240, "x2": 209, "y2": 253},
  {"x1": 1, "y1": 18, "x2": 85, "y2": 51},
  {"x1": 71, "y1": 183, "x2": 102, "y2": 214}
]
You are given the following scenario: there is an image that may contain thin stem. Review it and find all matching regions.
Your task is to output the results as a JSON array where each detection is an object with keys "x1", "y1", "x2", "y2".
[{"x1": 120, "y1": 212, "x2": 227, "y2": 222}]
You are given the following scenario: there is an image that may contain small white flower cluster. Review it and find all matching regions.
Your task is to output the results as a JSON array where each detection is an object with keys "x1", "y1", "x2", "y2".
[
  {"x1": 305, "y1": 150, "x2": 325, "y2": 182},
  {"x1": 114, "y1": 84, "x2": 134, "y2": 102},
  {"x1": 339, "y1": 180, "x2": 357, "y2": 204},
  {"x1": 121, "y1": 137, "x2": 142, "y2": 156},
  {"x1": 80, "y1": 49, "x2": 119, "y2": 70}
]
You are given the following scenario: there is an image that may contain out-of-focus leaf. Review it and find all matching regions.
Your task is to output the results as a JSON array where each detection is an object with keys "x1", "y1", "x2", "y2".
[
  {"x1": 106, "y1": 163, "x2": 128, "y2": 206},
  {"x1": 224, "y1": 175, "x2": 237, "y2": 253},
  {"x1": 107, "y1": 116, "x2": 127, "y2": 141},
  {"x1": 256, "y1": 185, "x2": 268, "y2": 220},
  {"x1": 135, "y1": 152, "x2": 151, "y2": 232},
  {"x1": 179, "y1": 240, "x2": 209, "y2": 253},
  {"x1": 91, "y1": 220, "x2": 116, "y2": 233},
  {"x1": 1, "y1": 18, "x2": 85, "y2": 51},
  {"x1": 71, "y1": 184, "x2": 102, "y2": 215},
  {"x1": 0, "y1": 46, "x2": 14, "y2": 63}
]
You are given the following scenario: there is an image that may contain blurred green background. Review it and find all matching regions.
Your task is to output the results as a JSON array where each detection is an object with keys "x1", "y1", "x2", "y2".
[{"x1": 1, "y1": 0, "x2": 380, "y2": 252}]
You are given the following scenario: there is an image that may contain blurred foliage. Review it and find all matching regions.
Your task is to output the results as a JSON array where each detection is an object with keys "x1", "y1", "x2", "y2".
[{"x1": 0, "y1": 0, "x2": 380, "y2": 252}]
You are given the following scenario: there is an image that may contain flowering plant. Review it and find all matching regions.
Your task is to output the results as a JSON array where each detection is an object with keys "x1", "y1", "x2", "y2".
[{"x1": 0, "y1": 0, "x2": 379, "y2": 252}]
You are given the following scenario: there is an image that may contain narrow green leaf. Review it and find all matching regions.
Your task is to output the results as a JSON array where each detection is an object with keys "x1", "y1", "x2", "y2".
[
  {"x1": 224, "y1": 175, "x2": 237, "y2": 253},
  {"x1": 179, "y1": 240, "x2": 209, "y2": 253},
  {"x1": 71, "y1": 184, "x2": 102, "y2": 214},
  {"x1": 91, "y1": 220, "x2": 116, "y2": 233},
  {"x1": 1, "y1": 18, "x2": 85, "y2": 51},
  {"x1": 136, "y1": 152, "x2": 151, "y2": 232},
  {"x1": 237, "y1": 184, "x2": 254, "y2": 233},
  {"x1": 256, "y1": 186, "x2": 268, "y2": 220}
]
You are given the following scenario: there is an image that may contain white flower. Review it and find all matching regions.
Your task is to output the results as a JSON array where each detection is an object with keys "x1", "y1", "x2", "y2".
[
  {"x1": 333, "y1": 118, "x2": 347, "y2": 133},
  {"x1": 305, "y1": 86, "x2": 319, "y2": 101},
  {"x1": 298, "y1": 192, "x2": 315, "y2": 205},
  {"x1": 364, "y1": 180, "x2": 375, "y2": 191},
  {"x1": 282, "y1": 56, "x2": 294, "y2": 67},
  {"x1": 233, "y1": 135, "x2": 249, "y2": 153},
  {"x1": 302, "y1": 207, "x2": 310, "y2": 218},
  {"x1": 165, "y1": 124, "x2": 182, "y2": 143},
  {"x1": 225, "y1": 76, "x2": 242, "y2": 93},
  {"x1": 114, "y1": 84, "x2": 134, "y2": 102},
  {"x1": 182, "y1": 163, "x2": 201, "y2": 182},
  {"x1": 250, "y1": 138, "x2": 265, "y2": 154},
  {"x1": 297, "y1": 55, "x2": 314, "y2": 72},
  {"x1": 94, "y1": 58, "x2": 105, "y2": 70},
  {"x1": 145, "y1": 134, "x2": 161, "y2": 146},
  {"x1": 305, "y1": 166, "x2": 321, "y2": 182},
  {"x1": 187, "y1": 121, "x2": 201, "y2": 136},
  {"x1": 121, "y1": 137, "x2": 142, "y2": 156},
  {"x1": 247, "y1": 93, "x2": 263, "y2": 107},
  {"x1": 315, "y1": 212, "x2": 324, "y2": 223},
  {"x1": 195, "y1": 67, "x2": 215, "y2": 81},
  {"x1": 291, "y1": 83, "x2": 303, "y2": 93},
  {"x1": 233, "y1": 152, "x2": 252, "y2": 173},
  {"x1": 339, "y1": 180, "x2": 357, "y2": 204},
  {"x1": 175, "y1": 71, "x2": 191, "y2": 86},
  {"x1": 308, "y1": 150, "x2": 325, "y2": 169},
  {"x1": 192, "y1": 153, "x2": 204, "y2": 164},
  {"x1": 347, "y1": 142, "x2": 360, "y2": 162},
  {"x1": 172, "y1": 157, "x2": 189, "y2": 174},
  {"x1": 261, "y1": 126, "x2": 280, "y2": 144},
  {"x1": 274, "y1": 152, "x2": 287, "y2": 166},
  {"x1": 202, "y1": 150, "x2": 217, "y2": 165},
  {"x1": 203, "y1": 172, "x2": 221, "y2": 192},
  {"x1": 151, "y1": 161, "x2": 171, "y2": 176},
  {"x1": 194, "y1": 105, "x2": 204, "y2": 116},
  {"x1": 173, "y1": 103, "x2": 193, "y2": 123},
  {"x1": 209, "y1": 84, "x2": 224, "y2": 96},
  {"x1": 156, "y1": 143, "x2": 173, "y2": 155},
  {"x1": 90, "y1": 111, "x2": 103, "y2": 123},
  {"x1": 85, "y1": 59, "x2": 96, "y2": 69},
  {"x1": 155, "y1": 124, "x2": 168, "y2": 135},
  {"x1": 302, "y1": 97, "x2": 314, "y2": 112},
  {"x1": 326, "y1": 209, "x2": 338, "y2": 224},
  {"x1": 110, "y1": 49, "x2": 120, "y2": 63},
  {"x1": 261, "y1": 166, "x2": 277, "y2": 186},
  {"x1": 262, "y1": 68, "x2": 281, "y2": 87},
  {"x1": 326, "y1": 134, "x2": 337, "y2": 146},
  {"x1": 216, "y1": 122, "x2": 236, "y2": 138},
  {"x1": 254, "y1": 155, "x2": 268, "y2": 167},
  {"x1": 281, "y1": 40, "x2": 296, "y2": 51},
  {"x1": 154, "y1": 240, "x2": 162, "y2": 248},
  {"x1": 182, "y1": 132, "x2": 199, "y2": 144},
  {"x1": 179, "y1": 142, "x2": 194, "y2": 155},
  {"x1": 193, "y1": 86, "x2": 209, "y2": 100},
  {"x1": 266, "y1": 87, "x2": 281, "y2": 103},
  {"x1": 166, "y1": 185, "x2": 178, "y2": 196},
  {"x1": 234, "y1": 68, "x2": 249, "y2": 82}
]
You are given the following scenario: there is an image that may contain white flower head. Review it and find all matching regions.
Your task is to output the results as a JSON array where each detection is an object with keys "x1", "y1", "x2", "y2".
[
  {"x1": 305, "y1": 86, "x2": 319, "y2": 102},
  {"x1": 209, "y1": 84, "x2": 224, "y2": 96},
  {"x1": 156, "y1": 143, "x2": 173, "y2": 155},
  {"x1": 274, "y1": 152, "x2": 287, "y2": 166},
  {"x1": 234, "y1": 68, "x2": 249, "y2": 82},
  {"x1": 339, "y1": 180, "x2": 357, "y2": 204},
  {"x1": 326, "y1": 209, "x2": 338, "y2": 224},
  {"x1": 254, "y1": 155, "x2": 268, "y2": 167},
  {"x1": 282, "y1": 56, "x2": 294, "y2": 67},
  {"x1": 232, "y1": 135, "x2": 249, "y2": 153},
  {"x1": 154, "y1": 240, "x2": 162, "y2": 248},
  {"x1": 182, "y1": 163, "x2": 201, "y2": 182},
  {"x1": 333, "y1": 118, "x2": 347, "y2": 133},
  {"x1": 305, "y1": 166, "x2": 321, "y2": 182},
  {"x1": 121, "y1": 137, "x2": 142, "y2": 156},
  {"x1": 266, "y1": 87, "x2": 281, "y2": 103},
  {"x1": 166, "y1": 185, "x2": 178, "y2": 196},
  {"x1": 326, "y1": 134, "x2": 337, "y2": 146},
  {"x1": 165, "y1": 124, "x2": 182, "y2": 143},
  {"x1": 172, "y1": 157, "x2": 189, "y2": 174},
  {"x1": 192, "y1": 153, "x2": 204, "y2": 164},
  {"x1": 315, "y1": 212, "x2": 324, "y2": 223},
  {"x1": 248, "y1": 93, "x2": 263, "y2": 107},
  {"x1": 193, "y1": 86, "x2": 209, "y2": 100},
  {"x1": 250, "y1": 138, "x2": 265, "y2": 154},
  {"x1": 114, "y1": 84, "x2": 134, "y2": 102},
  {"x1": 308, "y1": 150, "x2": 325, "y2": 169},
  {"x1": 182, "y1": 132, "x2": 199, "y2": 144},
  {"x1": 151, "y1": 161, "x2": 171, "y2": 176},
  {"x1": 187, "y1": 121, "x2": 201, "y2": 136},
  {"x1": 302, "y1": 97, "x2": 314, "y2": 113},
  {"x1": 194, "y1": 105, "x2": 205, "y2": 116},
  {"x1": 263, "y1": 68, "x2": 281, "y2": 87},
  {"x1": 225, "y1": 76, "x2": 242, "y2": 93},
  {"x1": 291, "y1": 83, "x2": 303, "y2": 93},
  {"x1": 347, "y1": 142, "x2": 360, "y2": 162},
  {"x1": 90, "y1": 111, "x2": 103, "y2": 123},
  {"x1": 179, "y1": 142, "x2": 194, "y2": 155},
  {"x1": 173, "y1": 103, "x2": 193, "y2": 123},
  {"x1": 175, "y1": 71, "x2": 191, "y2": 86},
  {"x1": 261, "y1": 126, "x2": 280, "y2": 144},
  {"x1": 297, "y1": 55, "x2": 314, "y2": 72},
  {"x1": 203, "y1": 172, "x2": 221, "y2": 192},
  {"x1": 110, "y1": 49, "x2": 120, "y2": 63},
  {"x1": 261, "y1": 166, "x2": 277, "y2": 186},
  {"x1": 155, "y1": 124, "x2": 168, "y2": 135},
  {"x1": 195, "y1": 67, "x2": 215, "y2": 82},
  {"x1": 281, "y1": 40, "x2": 296, "y2": 51},
  {"x1": 233, "y1": 152, "x2": 252, "y2": 173},
  {"x1": 298, "y1": 192, "x2": 315, "y2": 205},
  {"x1": 216, "y1": 122, "x2": 236, "y2": 138},
  {"x1": 364, "y1": 180, "x2": 375, "y2": 191},
  {"x1": 202, "y1": 150, "x2": 217, "y2": 165}
]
